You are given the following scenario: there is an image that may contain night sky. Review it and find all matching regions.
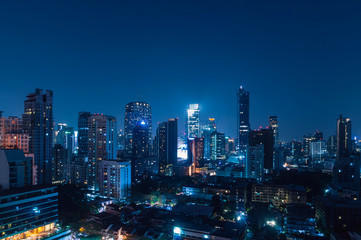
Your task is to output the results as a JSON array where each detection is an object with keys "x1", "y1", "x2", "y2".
[{"x1": 1, "y1": 0, "x2": 361, "y2": 141}]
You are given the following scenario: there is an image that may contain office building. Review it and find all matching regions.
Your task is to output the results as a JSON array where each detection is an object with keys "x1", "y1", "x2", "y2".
[
  {"x1": 202, "y1": 118, "x2": 216, "y2": 160},
  {"x1": 310, "y1": 141, "x2": 326, "y2": 167},
  {"x1": 237, "y1": 86, "x2": 250, "y2": 152},
  {"x1": 249, "y1": 129, "x2": 274, "y2": 171},
  {"x1": 337, "y1": 115, "x2": 352, "y2": 162},
  {"x1": 77, "y1": 112, "x2": 91, "y2": 159},
  {"x1": 188, "y1": 137, "x2": 204, "y2": 175},
  {"x1": 98, "y1": 160, "x2": 131, "y2": 200},
  {"x1": 211, "y1": 132, "x2": 226, "y2": 161},
  {"x1": 0, "y1": 149, "x2": 32, "y2": 190},
  {"x1": 23, "y1": 89, "x2": 54, "y2": 185},
  {"x1": 269, "y1": 116, "x2": 279, "y2": 147},
  {"x1": 124, "y1": 102, "x2": 152, "y2": 154},
  {"x1": 186, "y1": 104, "x2": 200, "y2": 139},
  {"x1": 54, "y1": 123, "x2": 74, "y2": 153},
  {"x1": 0, "y1": 186, "x2": 58, "y2": 240},
  {"x1": 327, "y1": 135, "x2": 337, "y2": 157},
  {"x1": 157, "y1": 118, "x2": 178, "y2": 175},
  {"x1": 53, "y1": 144, "x2": 69, "y2": 183},
  {"x1": 132, "y1": 121, "x2": 150, "y2": 157},
  {"x1": 246, "y1": 145, "x2": 264, "y2": 181}
]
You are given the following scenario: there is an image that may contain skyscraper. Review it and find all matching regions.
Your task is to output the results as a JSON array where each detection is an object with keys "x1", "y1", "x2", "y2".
[
  {"x1": 124, "y1": 102, "x2": 152, "y2": 154},
  {"x1": 77, "y1": 112, "x2": 91, "y2": 159},
  {"x1": 237, "y1": 86, "x2": 250, "y2": 153},
  {"x1": 269, "y1": 116, "x2": 279, "y2": 147},
  {"x1": 186, "y1": 104, "x2": 200, "y2": 139},
  {"x1": 23, "y1": 89, "x2": 54, "y2": 185},
  {"x1": 210, "y1": 132, "x2": 226, "y2": 161},
  {"x1": 132, "y1": 120, "x2": 150, "y2": 157},
  {"x1": 157, "y1": 118, "x2": 178, "y2": 175},
  {"x1": 202, "y1": 118, "x2": 216, "y2": 160},
  {"x1": 337, "y1": 115, "x2": 352, "y2": 162}
]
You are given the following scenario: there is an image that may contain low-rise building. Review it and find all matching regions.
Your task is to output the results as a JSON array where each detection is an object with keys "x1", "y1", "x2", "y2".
[
  {"x1": 0, "y1": 185, "x2": 58, "y2": 240},
  {"x1": 250, "y1": 184, "x2": 307, "y2": 208},
  {"x1": 284, "y1": 205, "x2": 316, "y2": 236}
]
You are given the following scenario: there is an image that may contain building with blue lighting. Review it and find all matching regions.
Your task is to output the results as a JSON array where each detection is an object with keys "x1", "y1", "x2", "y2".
[{"x1": 124, "y1": 102, "x2": 152, "y2": 155}]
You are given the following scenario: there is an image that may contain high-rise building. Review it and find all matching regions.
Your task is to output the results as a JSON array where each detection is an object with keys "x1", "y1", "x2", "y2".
[
  {"x1": 310, "y1": 141, "x2": 326, "y2": 167},
  {"x1": 23, "y1": 89, "x2": 54, "y2": 185},
  {"x1": 269, "y1": 116, "x2": 279, "y2": 147},
  {"x1": 249, "y1": 129, "x2": 274, "y2": 171},
  {"x1": 211, "y1": 132, "x2": 226, "y2": 161},
  {"x1": 337, "y1": 115, "x2": 352, "y2": 162},
  {"x1": 53, "y1": 144, "x2": 68, "y2": 183},
  {"x1": 124, "y1": 102, "x2": 152, "y2": 154},
  {"x1": 237, "y1": 86, "x2": 250, "y2": 152},
  {"x1": 98, "y1": 160, "x2": 131, "y2": 200},
  {"x1": 303, "y1": 134, "x2": 315, "y2": 157},
  {"x1": 188, "y1": 137, "x2": 204, "y2": 175},
  {"x1": 0, "y1": 115, "x2": 29, "y2": 153},
  {"x1": 77, "y1": 112, "x2": 91, "y2": 159},
  {"x1": 246, "y1": 145, "x2": 264, "y2": 181},
  {"x1": 54, "y1": 123, "x2": 74, "y2": 152},
  {"x1": 157, "y1": 118, "x2": 178, "y2": 175},
  {"x1": 132, "y1": 120, "x2": 150, "y2": 157},
  {"x1": 186, "y1": 104, "x2": 200, "y2": 138},
  {"x1": 202, "y1": 118, "x2": 216, "y2": 160},
  {"x1": 327, "y1": 135, "x2": 337, "y2": 157},
  {"x1": 0, "y1": 149, "x2": 33, "y2": 190},
  {"x1": 87, "y1": 114, "x2": 117, "y2": 188}
]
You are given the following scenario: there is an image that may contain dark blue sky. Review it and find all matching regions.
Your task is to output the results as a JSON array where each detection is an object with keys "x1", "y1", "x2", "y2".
[{"x1": 1, "y1": 0, "x2": 361, "y2": 141}]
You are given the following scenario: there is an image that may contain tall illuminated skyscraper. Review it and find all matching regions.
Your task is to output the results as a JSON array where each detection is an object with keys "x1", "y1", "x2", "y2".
[
  {"x1": 124, "y1": 102, "x2": 152, "y2": 154},
  {"x1": 337, "y1": 115, "x2": 352, "y2": 162},
  {"x1": 237, "y1": 86, "x2": 250, "y2": 153},
  {"x1": 186, "y1": 104, "x2": 200, "y2": 138},
  {"x1": 23, "y1": 89, "x2": 54, "y2": 185}
]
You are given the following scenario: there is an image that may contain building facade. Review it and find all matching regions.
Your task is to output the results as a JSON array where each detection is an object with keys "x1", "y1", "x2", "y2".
[
  {"x1": 186, "y1": 104, "x2": 200, "y2": 139},
  {"x1": 0, "y1": 186, "x2": 58, "y2": 240},
  {"x1": 237, "y1": 86, "x2": 250, "y2": 153},
  {"x1": 124, "y1": 102, "x2": 152, "y2": 154},
  {"x1": 23, "y1": 89, "x2": 54, "y2": 185},
  {"x1": 98, "y1": 160, "x2": 131, "y2": 200}
]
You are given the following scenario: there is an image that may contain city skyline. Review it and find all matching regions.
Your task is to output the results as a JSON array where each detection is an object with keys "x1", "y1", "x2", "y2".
[{"x1": 1, "y1": 1, "x2": 361, "y2": 141}]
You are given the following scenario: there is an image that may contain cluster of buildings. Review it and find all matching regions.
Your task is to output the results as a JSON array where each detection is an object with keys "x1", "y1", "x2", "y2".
[{"x1": 1, "y1": 86, "x2": 361, "y2": 239}]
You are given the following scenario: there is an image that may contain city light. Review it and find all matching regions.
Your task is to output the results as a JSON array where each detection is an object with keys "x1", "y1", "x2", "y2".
[{"x1": 173, "y1": 227, "x2": 181, "y2": 235}]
